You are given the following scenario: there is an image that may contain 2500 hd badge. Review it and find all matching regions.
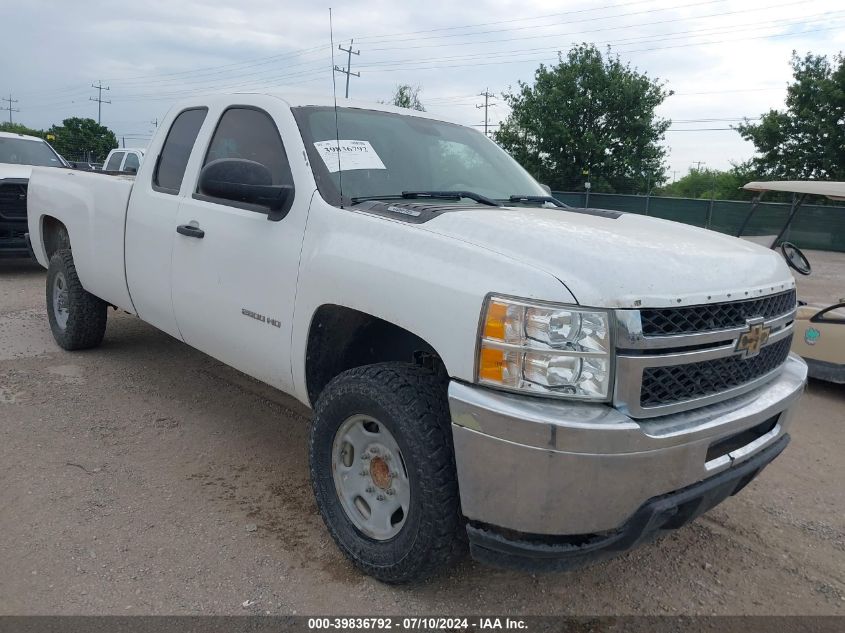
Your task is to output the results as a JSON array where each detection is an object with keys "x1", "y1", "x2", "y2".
[{"x1": 241, "y1": 308, "x2": 281, "y2": 328}]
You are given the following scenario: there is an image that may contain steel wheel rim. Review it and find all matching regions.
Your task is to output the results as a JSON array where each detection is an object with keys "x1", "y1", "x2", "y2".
[
  {"x1": 52, "y1": 272, "x2": 69, "y2": 330},
  {"x1": 331, "y1": 414, "x2": 410, "y2": 541}
]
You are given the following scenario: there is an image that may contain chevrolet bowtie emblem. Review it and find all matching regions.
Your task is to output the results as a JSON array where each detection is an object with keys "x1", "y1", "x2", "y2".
[{"x1": 735, "y1": 319, "x2": 771, "y2": 359}]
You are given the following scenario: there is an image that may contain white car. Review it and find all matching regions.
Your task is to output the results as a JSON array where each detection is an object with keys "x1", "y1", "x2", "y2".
[
  {"x1": 0, "y1": 131, "x2": 66, "y2": 258},
  {"x1": 26, "y1": 93, "x2": 807, "y2": 582}
]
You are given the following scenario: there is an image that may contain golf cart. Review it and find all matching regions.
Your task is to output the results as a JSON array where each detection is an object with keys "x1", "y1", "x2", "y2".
[{"x1": 740, "y1": 180, "x2": 845, "y2": 383}]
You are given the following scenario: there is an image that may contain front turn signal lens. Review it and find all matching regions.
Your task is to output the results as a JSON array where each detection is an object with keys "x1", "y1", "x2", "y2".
[{"x1": 483, "y1": 300, "x2": 507, "y2": 340}]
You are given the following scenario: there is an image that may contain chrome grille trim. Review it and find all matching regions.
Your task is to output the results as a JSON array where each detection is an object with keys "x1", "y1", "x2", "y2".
[
  {"x1": 613, "y1": 292, "x2": 797, "y2": 419},
  {"x1": 616, "y1": 307, "x2": 796, "y2": 350},
  {"x1": 639, "y1": 289, "x2": 797, "y2": 336}
]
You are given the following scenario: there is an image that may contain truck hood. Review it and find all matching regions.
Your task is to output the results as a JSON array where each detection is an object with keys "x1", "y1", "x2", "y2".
[
  {"x1": 424, "y1": 206, "x2": 795, "y2": 309},
  {"x1": 0, "y1": 164, "x2": 34, "y2": 180}
]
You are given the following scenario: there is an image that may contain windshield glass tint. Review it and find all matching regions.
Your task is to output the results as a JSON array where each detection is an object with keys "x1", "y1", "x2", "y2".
[
  {"x1": 0, "y1": 137, "x2": 62, "y2": 167},
  {"x1": 293, "y1": 107, "x2": 545, "y2": 203}
]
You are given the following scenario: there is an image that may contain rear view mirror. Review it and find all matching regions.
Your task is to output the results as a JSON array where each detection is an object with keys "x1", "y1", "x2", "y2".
[{"x1": 198, "y1": 158, "x2": 293, "y2": 221}]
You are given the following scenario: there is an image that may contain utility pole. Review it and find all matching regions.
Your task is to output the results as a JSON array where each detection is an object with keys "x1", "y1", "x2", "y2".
[
  {"x1": 706, "y1": 170, "x2": 716, "y2": 229},
  {"x1": 672, "y1": 170, "x2": 679, "y2": 183},
  {"x1": 476, "y1": 88, "x2": 496, "y2": 137},
  {"x1": 333, "y1": 40, "x2": 360, "y2": 99},
  {"x1": 691, "y1": 161, "x2": 706, "y2": 198},
  {"x1": 90, "y1": 81, "x2": 110, "y2": 124},
  {"x1": 151, "y1": 118, "x2": 158, "y2": 129},
  {"x1": 1, "y1": 93, "x2": 19, "y2": 124}
]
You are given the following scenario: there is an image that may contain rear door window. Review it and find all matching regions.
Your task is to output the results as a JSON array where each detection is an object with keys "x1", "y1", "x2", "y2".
[
  {"x1": 105, "y1": 152, "x2": 124, "y2": 171},
  {"x1": 154, "y1": 108, "x2": 208, "y2": 194},
  {"x1": 123, "y1": 152, "x2": 140, "y2": 172}
]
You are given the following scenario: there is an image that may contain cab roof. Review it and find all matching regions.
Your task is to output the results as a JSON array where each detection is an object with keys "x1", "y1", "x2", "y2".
[
  {"x1": 169, "y1": 91, "x2": 465, "y2": 126},
  {"x1": 0, "y1": 131, "x2": 48, "y2": 143},
  {"x1": 743, "y1": 180, "x2": 845, "y2": 201}
]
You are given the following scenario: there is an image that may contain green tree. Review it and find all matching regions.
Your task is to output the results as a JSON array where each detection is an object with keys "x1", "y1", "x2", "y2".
[
  {"x1": 658, "y1": 165, "x2": 756, "y2": 201},
  {"x1": 47, "y1": 117, "x2": 117, "y2": 163},
  {"x1": 387, "y1": 84, "x2": 425, "y2": 111},
  {"x1": 736, "y1": 52, "x2": 845, "y2": 179},
  {"x1": 494, "y1": 44, "x2": 671, "y2": 193}
]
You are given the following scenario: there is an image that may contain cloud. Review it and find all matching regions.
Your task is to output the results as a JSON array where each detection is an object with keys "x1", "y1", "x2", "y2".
[{"x1": 1, "y1": 0, "x2": 842, "y2": 178}]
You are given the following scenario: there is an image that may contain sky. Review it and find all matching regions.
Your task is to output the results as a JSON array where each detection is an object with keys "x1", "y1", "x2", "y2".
[{"x1": 1, "y1": 0, "x2": 843, "y2": 185}]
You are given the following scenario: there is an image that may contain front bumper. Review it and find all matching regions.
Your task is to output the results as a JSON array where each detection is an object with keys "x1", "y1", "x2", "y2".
[
  {"x1": 449, "y1": 354, "x2": 807, "y2": 565},
  {"x1": 467, "y1": 434, "x2": 788, "y2": 571}
]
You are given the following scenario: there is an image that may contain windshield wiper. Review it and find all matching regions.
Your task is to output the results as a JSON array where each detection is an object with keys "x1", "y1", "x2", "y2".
[
  {"x1": 350, "y1": 194, "x2": 406, "y2": 205},
  {"x1": 401, "y1": 190, "x2": 501, "y2": 206},
  {"x1": 506, "y1": 195, "x2": 567, "y2": 207},
  {"x1": 350, "y1": 190, "x2": 501, "y2": 207}
]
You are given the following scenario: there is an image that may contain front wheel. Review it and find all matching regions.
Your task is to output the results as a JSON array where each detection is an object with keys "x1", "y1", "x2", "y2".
[
  {"x1": 46, "y1": 249, "x2": 108, "y2": 350},
  {"x1": 309, "y1": 363, "x2": 464, "y2": 583}
]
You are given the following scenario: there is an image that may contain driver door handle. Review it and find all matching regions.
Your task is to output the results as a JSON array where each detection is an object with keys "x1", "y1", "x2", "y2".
[{"x1": 176, "y1": 224, "x2": 205, "y2": 239}]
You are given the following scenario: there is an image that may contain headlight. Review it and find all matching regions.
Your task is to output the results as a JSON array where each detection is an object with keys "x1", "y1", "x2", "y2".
[{"x1": 477, "y1": 295, "x2": 612, "y2": 400}]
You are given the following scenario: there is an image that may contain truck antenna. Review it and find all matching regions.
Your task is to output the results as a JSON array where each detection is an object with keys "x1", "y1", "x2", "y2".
[{"x1": 329, "y1": 8, "x2": 344, "y2": 207}]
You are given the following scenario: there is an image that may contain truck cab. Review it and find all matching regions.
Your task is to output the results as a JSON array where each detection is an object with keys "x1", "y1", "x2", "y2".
[{"x1": 25, "y1": 93, "x2": 807, "y2": 583}]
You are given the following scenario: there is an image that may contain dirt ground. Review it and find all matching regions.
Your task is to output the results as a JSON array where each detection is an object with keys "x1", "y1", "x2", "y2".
[{"x1": 0, "y1": 251, "x2": 843, "y2": 616}]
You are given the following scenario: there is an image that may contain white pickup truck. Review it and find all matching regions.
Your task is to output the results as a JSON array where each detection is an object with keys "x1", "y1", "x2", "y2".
[
  {"x1": 0, "y1": 131, "x2": 67, "y2": 258},
  {"x1": 27, "y1": 93, "x2": 807, "y2": 583},
  {"x1": 102, "y1": 147, "x2": 146, "y2": 173}
]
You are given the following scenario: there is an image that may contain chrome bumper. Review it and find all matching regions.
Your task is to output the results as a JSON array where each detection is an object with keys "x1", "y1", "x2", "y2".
[{"x1": 449, "y1": 353, "x2": 807, "y2": 535}]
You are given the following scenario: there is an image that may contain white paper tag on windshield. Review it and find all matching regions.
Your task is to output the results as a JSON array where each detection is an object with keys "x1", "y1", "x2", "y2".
[{"x1": 313, "y1": 140, "x2": 386, "y2": 173}]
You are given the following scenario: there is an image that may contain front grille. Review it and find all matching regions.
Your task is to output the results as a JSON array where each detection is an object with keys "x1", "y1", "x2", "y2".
[
  {"x1": 0, "y1": 182, "x2": 28, "y2": 219},
  {"x1": 640, "y1": 335, "x2": 792, "y2": 408},
  {"x1": 640, "y1": 289, "x2": 796, "y2": 336}
]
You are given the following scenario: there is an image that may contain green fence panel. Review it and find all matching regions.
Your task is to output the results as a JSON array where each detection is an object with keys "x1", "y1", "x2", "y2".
[
  {"x1": 552, "y1": 192, "x2": 586, "y2": 207},
  {"x1": 788, "y1": 204, "x2": 845, "y2": 251},
  {"x1": 552, "y1": 191, "x2": 845, "y2": 252},
  {"x1": 646, "y1": 197, "x2": 710, "y2": 228}
]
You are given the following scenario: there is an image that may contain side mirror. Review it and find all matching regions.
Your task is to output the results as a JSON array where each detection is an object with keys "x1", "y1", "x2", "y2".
[
  {"x1": 198, "y1": 158, "x2": 293, "y2": 221},
  {"x1": 540, "y1": 183, "x2": 552, "y2": 195}
]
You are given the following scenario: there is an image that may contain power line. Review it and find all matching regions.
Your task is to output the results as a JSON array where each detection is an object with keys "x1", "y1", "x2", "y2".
[
  {"x1": 334, "y1": 40, "x2": 360, "y2": 99},
  {"x1": 20, "y1": 1, "x2": 823, "y2": 109},
  {"x1": 361, "y1": 0, "x2": 733, "y2": 48},
  {"x1": 7, "y1": 0, "x2": 747, "y2": 102},
  {"x1": 476, "y1": 88, "x2": 497, "y2": 136},
  {"x1": 350, "y1": 0, "x2": 663, "y2": 43},
  {"x1": 90, "y1": 81, "x2": 110, "y2": 124},
  {"x1": 351, "y1": 21, "x2": 840, "y2": 76},
  {"x1": 355, "y1": 9, "x2": 839, "y2": 70},
  {"x1": 666, "y1": 128, "x2": 737, "y2": 132},
  {"x1": 1, "y1": 93, "x2": 20, "y2": 124}
]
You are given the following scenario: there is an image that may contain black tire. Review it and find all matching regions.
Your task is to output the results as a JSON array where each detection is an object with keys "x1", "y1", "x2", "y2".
[
  {"x1": 46, "y1": 249, "x2": 108, "y2": 350},
  {"x1": 309, "y1": 362, "x2": 464, "y2": 583}
]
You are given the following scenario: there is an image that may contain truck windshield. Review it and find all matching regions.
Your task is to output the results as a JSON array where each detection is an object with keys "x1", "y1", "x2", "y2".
[
  {"x1": 0, "y1": 137, "x2": 63, "y2": 167},
  {"x1": 293, "y1": 107, "x2": 546, "y2": 206}
]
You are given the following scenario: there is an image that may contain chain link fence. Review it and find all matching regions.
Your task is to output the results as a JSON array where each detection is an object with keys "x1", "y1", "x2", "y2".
[{"x1": 552, "y1": 191, "x2": 845, "y2": 252}]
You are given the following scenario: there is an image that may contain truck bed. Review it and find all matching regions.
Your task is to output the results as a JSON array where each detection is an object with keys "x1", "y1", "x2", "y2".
[{"x1": 27, "y1": 168, "x2": 136, "y2": 312}]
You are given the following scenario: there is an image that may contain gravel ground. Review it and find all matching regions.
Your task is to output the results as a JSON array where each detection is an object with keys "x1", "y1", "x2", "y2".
[{"x1": 0, "y1": 253, "x2": 843, "y2": 616}]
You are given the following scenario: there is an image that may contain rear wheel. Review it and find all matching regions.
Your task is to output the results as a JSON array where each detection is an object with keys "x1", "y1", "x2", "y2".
[
  {"x1": 46, "y1": 249, "x2": 108, "y2": 350},
  {"x1": 309, "y1": 362, "x2": 463, "y2": 583}
]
